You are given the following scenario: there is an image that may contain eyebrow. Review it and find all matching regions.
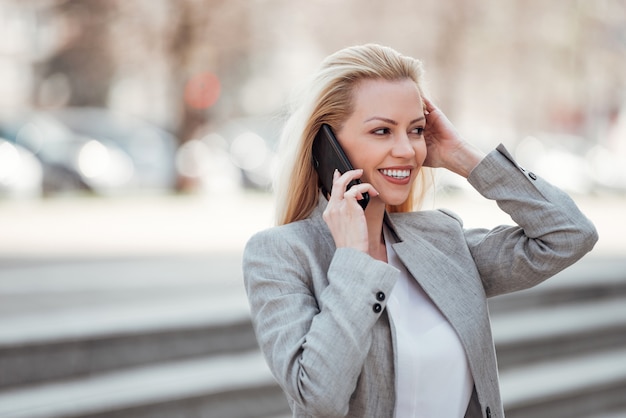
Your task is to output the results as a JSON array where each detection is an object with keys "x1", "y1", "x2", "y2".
[{"x1": 364, "y1": 116, "x2": 426, "y2": 125}]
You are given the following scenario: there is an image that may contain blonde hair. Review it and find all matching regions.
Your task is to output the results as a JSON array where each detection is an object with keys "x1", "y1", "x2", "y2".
[{"x1": 274, "y1": 44, "x2": 433, "y2": 225}]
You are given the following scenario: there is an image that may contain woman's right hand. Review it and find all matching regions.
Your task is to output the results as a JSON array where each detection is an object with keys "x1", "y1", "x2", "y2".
[
  {"x1": 322, "y1": 169, "x2": 377, "y2": 253},
  {"x1": 422, "y1": 97, "x2": 484, "y2": 178}
]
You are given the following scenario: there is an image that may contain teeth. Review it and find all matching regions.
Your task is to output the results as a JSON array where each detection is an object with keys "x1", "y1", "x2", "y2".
[{"x1": 381, "y1": 169, "x2": 410, "y2": 179}]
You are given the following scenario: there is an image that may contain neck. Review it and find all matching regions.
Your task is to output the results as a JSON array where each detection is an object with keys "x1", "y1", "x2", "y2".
[{"x1": 364, "y1": 199, "x2": 387, "y2": 262}]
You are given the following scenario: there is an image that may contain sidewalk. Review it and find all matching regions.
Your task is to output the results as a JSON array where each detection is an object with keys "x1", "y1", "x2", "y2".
[
  {"x1": 0, "y1": 191, "x2": 274, "y2": 259},
  {"x1": 0, "y1": 190, "x2": 623, "y2": 259}
]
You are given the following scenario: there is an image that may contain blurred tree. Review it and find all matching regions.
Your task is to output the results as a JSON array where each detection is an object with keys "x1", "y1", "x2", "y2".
[
  {"x1": 3, "y1": 0, "x2": 625, "y2": 152},
  {"x1": 164, "y1": 0, "x2": 251, "y2": 143},
  {"x1": 428, "y1": 1, "x2": 474, "y2": 119},
  {"x1": 159, "y1": 0, "x2": 252, "y2": 190},
  {"x1": 35, "y1": 0, "x2": 116, "y2": 107}
]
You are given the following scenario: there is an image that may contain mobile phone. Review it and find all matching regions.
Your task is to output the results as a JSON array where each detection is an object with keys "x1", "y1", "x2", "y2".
[{"x1": 312, "y1": 124, "x2": 369, "y2": 210}]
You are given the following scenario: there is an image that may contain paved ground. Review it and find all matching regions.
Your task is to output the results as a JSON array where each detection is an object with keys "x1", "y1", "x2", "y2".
[
  {"x1": 0, "y1": 190, "x2": 273, "y2": 260},
  {"x1": 1, "y1": 189, "x2": 622, "y2": 318},
  {"x1": 0, "y1": 190, "x2": 623, "y2": 260}
]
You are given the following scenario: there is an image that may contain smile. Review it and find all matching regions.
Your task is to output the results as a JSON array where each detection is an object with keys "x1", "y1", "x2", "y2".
[{"x1": 380, "y1": 168, "x2": 411, "y2": 179}]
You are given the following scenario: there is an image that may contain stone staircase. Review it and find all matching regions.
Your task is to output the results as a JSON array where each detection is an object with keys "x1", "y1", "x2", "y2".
[
  {"x1": 490, "y1": 257, "x2": 626, "y2": 418},
  {"x1": 0, "y1": 255, "x2": 624, "y2": 418},
  {"x1": 0, "y1": 256, "x2": 290, "y2": 418}
]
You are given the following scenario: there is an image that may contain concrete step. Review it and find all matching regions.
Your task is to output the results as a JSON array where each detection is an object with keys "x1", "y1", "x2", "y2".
[
  {"x1": 0, "y1": 351, "x2": 290, "y2": 418},
  {"x1": 0, "y1": 256, "x2": 243, "y2": 316},
  {"x1": 6, "y1": 288, "x2": 624, "y2": 390},
  {"x1": 492, "y1": 298, "x2": 626, "y2": 369},
  {"x1": 500, "y1": 347, "x2": 626, "y2": 418},
  {"x1": 585, "y1": 410, "x2": 626, "y2": 418},
  {"x1": 2, "y1": 256, "x2": 624, "y2": 417},
  {"x1": 5, "y1": 345, "x2": 621, "y2": 418},
  {"x1": 488, "y1": 258, "x2": 626, "y2": 314},
  {"x1": 0, "y1": 282, "x2": 256, "y2": 389},
  {"x1": 3, "y1": 257, "x2": 624, "y2": 390}
]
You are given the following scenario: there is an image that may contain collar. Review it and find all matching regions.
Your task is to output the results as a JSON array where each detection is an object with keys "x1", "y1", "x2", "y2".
[{"x1": 311, "y1": 191, "x2": 403, "y2": 243}]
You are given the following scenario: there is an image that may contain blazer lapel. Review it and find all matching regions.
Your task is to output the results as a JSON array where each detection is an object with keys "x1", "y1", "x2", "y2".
[{"x1": 387, "y1": 215, "x2": 490, "y2": 354}]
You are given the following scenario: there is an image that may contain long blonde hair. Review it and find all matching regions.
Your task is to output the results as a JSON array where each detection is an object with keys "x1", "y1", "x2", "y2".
[{"x1": 274, "y1": 44, "x2": 433, "y2": 225}]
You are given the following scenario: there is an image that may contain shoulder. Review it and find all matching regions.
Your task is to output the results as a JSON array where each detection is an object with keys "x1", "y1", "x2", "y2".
[
  {"x1": 244, "y1": 216, "x2": 332, "y2": 261},
  {"x1": 242, "y1": 216, "x2": 336, "y2": 294}
]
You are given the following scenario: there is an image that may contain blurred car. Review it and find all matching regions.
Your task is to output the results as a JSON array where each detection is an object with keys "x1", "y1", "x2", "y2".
[
  {"x1": 0, "y1": 138, "x2": 43, "y2": 198},
  {"x1": 219, "y1": 116, "x2": 282, "y2": 191},
  {"x1": 586, "y1": 143, "x2": 626, "y2": 194},
  {"x1": 175, "y1": 132, "x2": 241, "y2": 194},
  {"x1": 514, "y1": 133, "x2": 598, "y2": 195},
  {"x1": 0, "y1": 112, "x2": 118, "y2": 195},
  {"x1": 0, "y1": 108, "x2": 178, "y2": 197},
  {"x1": 49, "y1": 107, "x2": 178, "y2": 192},
  {"x1": 174, "y1": 116, "x2": 279, "y2": 194}
]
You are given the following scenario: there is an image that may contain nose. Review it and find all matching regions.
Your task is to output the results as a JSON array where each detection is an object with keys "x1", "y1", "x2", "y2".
[{"x1": 391, "y1": 133, "x2": 416, "y2": 159}]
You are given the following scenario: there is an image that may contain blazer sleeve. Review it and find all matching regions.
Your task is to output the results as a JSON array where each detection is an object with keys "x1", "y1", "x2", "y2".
[
  {"x1": 463, "y1": 144, "x2": 598, "y2": 298},
  {"x1": 243, "y1": 228, "x2": 398, "y2": 416}
]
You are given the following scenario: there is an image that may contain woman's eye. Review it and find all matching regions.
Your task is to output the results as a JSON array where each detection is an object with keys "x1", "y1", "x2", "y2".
[
  {"x1": 412, "y1": 127, "x2": 425, "y2": 135},
  {"x1": 373, "y1": 128, "x2": 390, "y2": 135}
]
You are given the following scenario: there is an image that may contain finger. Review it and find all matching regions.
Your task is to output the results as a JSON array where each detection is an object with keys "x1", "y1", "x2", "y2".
[
  {"x1": 422, "y1": 96, "x2": 439, "y2": 115},
  {"x1": 344, "y1": 187, "x2": 362, "y2": 200},
  {"x1": 330, "y1": 169, "x2": 363, "y2": 199},
  {"x1": 345, "y1": 182, "x2": 378, "y2": 200}
]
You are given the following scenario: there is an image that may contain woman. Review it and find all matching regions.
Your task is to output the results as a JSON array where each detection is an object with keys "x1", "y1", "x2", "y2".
[{"x1": 242, "y1": 44, "x2": 598, "y2": 417}]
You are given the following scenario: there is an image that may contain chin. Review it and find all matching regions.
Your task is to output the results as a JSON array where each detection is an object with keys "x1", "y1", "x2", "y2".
[{"x1": 380, "y1": 194, "x2": 410, "y2": 207}]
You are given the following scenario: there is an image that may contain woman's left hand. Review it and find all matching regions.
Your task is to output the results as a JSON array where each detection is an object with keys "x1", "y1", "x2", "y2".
[{"x1": 422, "y1": 97, "x2": 485, "y2": 178}]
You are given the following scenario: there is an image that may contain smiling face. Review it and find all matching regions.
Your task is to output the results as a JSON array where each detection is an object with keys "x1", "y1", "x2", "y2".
[{"x1": 336, "y1": 78, "x2": 427, "y2": 209}]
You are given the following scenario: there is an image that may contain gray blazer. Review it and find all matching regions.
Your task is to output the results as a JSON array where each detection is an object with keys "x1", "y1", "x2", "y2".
[{"x1": 243, "y1": 145, "x2": 598, "y2": 418}]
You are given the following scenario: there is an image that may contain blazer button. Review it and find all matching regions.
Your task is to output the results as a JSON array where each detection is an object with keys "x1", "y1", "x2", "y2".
[
  {"x1": 372, "y1": 303, "x2": 382, "y2": 313},
  {"x1": 376, "y1": 291, "x2": 386, "y2": 302},
  {"x1": 528, "y1": 172, "x2": 537, "y2": 180},
  {"x1": 486, "y1": 406, "x2": 491, "y2": 418}
]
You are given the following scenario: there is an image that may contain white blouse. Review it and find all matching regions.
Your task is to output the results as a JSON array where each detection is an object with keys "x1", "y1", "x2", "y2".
[{"x1": 384, "y1": 229, "x2": 474, "y2": 417}]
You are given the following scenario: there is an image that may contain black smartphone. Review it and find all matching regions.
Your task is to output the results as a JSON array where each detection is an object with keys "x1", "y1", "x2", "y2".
[{"x1": 312, "y1": 123, "x2": 369, "y2": 210}]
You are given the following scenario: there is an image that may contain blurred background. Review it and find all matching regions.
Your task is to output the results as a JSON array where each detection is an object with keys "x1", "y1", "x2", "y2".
[{"x1": 0, "y1": 0, "x2": 625, "y2": 417}]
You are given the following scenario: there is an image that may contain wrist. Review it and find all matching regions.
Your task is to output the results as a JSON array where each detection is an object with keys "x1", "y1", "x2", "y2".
[{"x1": 448, "y1": 142, "x2": 486, "y2": 178}]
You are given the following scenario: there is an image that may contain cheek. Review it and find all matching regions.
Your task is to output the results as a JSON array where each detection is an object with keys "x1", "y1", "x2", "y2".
[
  {"x1": 344, "y1": 141, "x2": 377, "y2": 170},
  {"x1": 336, "y1": 135, "x2": 363, "y2": 168},
  {"x1": 415, "y1": 141, "x2": 428, "y2": 163}
]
